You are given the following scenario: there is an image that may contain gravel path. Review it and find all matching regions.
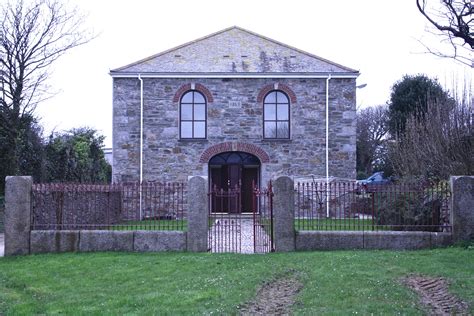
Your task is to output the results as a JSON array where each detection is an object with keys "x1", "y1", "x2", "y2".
[
  {"x1": 240, "y1": 218, "x2": 256, "y2": 254},
  {"x1": 209, "y1": 216, "x2": 269, "y2": 254}
]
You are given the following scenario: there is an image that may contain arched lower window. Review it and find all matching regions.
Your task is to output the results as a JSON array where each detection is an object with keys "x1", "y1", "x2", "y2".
[
  {"x1": 180, "y1": 90, "x2": 206, "y2": 139},
  {"x1": 263, "y1": 90, "x2": 290, "y2": 139}
]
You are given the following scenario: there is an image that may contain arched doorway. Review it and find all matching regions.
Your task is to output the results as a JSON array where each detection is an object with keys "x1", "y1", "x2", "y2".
[{"x1": 209, "y1": 151, "x2": 260, "y2": 213}]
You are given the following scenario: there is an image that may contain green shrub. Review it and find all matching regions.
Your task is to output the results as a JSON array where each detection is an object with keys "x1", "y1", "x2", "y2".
[
  {"x1": 350, "y1": 195, "x2": 373, "y2": 215},
  {"x1": 356, "y1": 171, "x2": 368, "y2": 180},
  {"x1": 374, "y1": 191, "x2": 442, "y2": 232}
]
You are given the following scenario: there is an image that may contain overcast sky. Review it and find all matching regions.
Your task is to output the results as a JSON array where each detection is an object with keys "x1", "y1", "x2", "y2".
[{"x1": 36, "y1": 0, "x2": 472, "y2": 148}]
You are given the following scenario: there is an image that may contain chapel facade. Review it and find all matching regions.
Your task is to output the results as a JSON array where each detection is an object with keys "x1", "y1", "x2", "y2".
[{"x1": 110, "y1": 26, "x2": 359, "y2": 211}]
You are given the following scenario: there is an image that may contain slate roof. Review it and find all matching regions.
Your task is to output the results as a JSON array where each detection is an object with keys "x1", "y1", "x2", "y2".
[{"x1": 110, "y1": 26, "x2": 358, "y2": 75}]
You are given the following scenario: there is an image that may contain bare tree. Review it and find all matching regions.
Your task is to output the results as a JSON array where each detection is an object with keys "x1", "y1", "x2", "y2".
[
  {"x1": 0, "y1": 0, "x2": 93, "y2": 177},
  {"x1": 356, "y1": 105, "x2": 390, "y2": 177},
  {"x1": 416, "y1": 0, "x2": 473, "y2": 67},
  {"x1": 390, "y1": 83, "x2": 473, "y2": 179}
]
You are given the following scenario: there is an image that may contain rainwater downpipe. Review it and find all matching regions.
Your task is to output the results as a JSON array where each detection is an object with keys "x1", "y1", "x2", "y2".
[
  {"x1": 325, "y1": 74, "x2": 331, "y2": 218},
  {"x1": 138, "y1": 74, "x2": 144, "y2": 220}
]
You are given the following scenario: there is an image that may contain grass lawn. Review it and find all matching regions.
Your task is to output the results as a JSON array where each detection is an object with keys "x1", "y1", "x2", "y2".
[
  {"x1": 295, "y1": 218, "x2": 389, "y2": 231},
  {"x1": 111, "y1": 219, "x2": 187, "y2": 231},
  {"x1": 0, "y1": 247, "x2": 472, "y2": 314},
  {"x1": 295, "y1": 218, "x2": 372, "y2": 231}
]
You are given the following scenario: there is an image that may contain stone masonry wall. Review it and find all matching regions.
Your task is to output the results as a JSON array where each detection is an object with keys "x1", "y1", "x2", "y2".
[{"x1": 113, "y1": 78, "x2": 356, "y2": 184}]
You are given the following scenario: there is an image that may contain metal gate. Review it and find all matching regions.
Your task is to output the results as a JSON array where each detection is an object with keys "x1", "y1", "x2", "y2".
[
  {"x1": 208, "y1": 183, "x2": 274, "y2": 254},
  {"x1": 208, "y1": 185, "x2": 242, "y2": 253},
  {"x1": 252, "y1": 181, "x2": 274, "y2": 253}
]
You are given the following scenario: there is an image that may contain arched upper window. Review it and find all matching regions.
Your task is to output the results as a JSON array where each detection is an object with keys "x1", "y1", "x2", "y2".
[
  {"x1": 180, "y1": 90, "x2": 206, "y2": 139},
  {"x1": 263, "y1": 90, "x2": 290, "y2": 139}
]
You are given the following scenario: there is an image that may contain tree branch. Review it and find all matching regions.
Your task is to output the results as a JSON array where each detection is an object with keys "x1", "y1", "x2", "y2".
[{"x1": 416, "y1": 0, "x2": 473, "y2": 67}]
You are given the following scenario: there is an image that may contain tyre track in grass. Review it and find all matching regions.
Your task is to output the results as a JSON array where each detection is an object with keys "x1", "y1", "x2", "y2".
[
  {"x1": 402, "y1": 275, "x2": 469, "y2": 315},
  {"x1": 240, "y1": 271, "x2": 303, "y2": 315}
]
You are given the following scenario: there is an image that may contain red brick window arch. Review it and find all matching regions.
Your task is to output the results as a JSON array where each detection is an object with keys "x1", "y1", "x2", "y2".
[
  {"x1": 173, "y1": 83, "x2": 214, "y2": 103},
  {"x1": 180, "y1": 90, "x2": 207, "y2": 139},
  {"x1": 199, "y1": 142, "x2": 270, "y2": 163},
  {"x1": 263, "y1": 90, "x2": 290, "y2": 139},
  {"x1": 257, "y1": 83, "x2": 297, "y2": 104}
]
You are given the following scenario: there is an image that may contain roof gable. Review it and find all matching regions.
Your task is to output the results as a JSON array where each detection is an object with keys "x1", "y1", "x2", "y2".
[{"x1": 111, "y1": 26, "x2": 358, "y2": 74}]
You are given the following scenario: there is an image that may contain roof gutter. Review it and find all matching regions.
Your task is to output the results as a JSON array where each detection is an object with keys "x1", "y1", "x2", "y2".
[{"x1": 109, "y1": 72, "x2": 359, "y2": 79}]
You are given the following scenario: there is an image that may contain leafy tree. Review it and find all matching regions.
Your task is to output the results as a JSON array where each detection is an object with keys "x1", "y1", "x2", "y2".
[
  {"x1": 356, "y1": 105, "x2": 390, "y2": 178},
  {"x1": 388, "y1": 74, "x2": 453, "y2": 138},
  {"x1": 16, "y1": 117, "x2": 45, "y2": 182},
  {"x1": 44, "y1": 128, "x2": 111, "y2": 183},
  {"x1": 0, "y1": 0, "x2": 92, "y2": 191},
  {"x1": 416, "y1": 0, "x2": 473, "y2": 67},
  {"x1": 0, "y1": 113, "x2": 44, "y2": 193}
]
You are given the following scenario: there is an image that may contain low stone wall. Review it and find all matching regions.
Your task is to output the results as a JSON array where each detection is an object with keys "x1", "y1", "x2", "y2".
[
  {"x1": 4, "y1": 176, "x2": 473, "y2": 255},
  {"x1": 5, "y1": 176, "x2": 32, "y2": 256},
  {"x1": 450, "y1": 176, "x2": 474, "y2": 242},
  {"x1": 5, "y1": 176, "x2": 208, "y2": 256},
  {"x1": 30, "y1": 230, "x2": 186, "y2": 254},
  {"x1": 296, "y1": 231, "x2": 452, "y2": 251}
]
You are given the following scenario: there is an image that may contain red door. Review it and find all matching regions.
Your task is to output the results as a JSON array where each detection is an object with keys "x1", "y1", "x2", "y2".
[
  {"x1": 242, "y1": 167, "x2": 259, "y2": 212},
  {"x1": 210, "y1": 165, "x2": 258, "y2": 213},
  {"x1": 227, "y1": 165, "x2": 241, "y2": 213},
  {"x1": 210, "y1": 165, "x2": 241, "y2": 213}
]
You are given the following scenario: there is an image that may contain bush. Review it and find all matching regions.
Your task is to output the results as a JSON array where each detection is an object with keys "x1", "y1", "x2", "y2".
[
  {"x1": 390, "y1": 80, "x2": 472, "y2": 179},
  {"x1": 374, "y1": 191, "x2": 442, "y2": 232},
  {"x1": 356, "y1": 171, "x2": 368, "y2": 180},
  {"x1": 44, "y1": 128, "x2": 111, "y2": 183},
  {"x1": 350, "y1": 195, "x2": 373, "y2": 215}
]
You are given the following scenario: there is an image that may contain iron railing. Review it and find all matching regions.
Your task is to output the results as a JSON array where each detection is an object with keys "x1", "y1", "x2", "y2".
[
  {"x1": 295, "y1": 181, "x2": 451, "y2": 232},
  {"x1": 253, "y1": 181, "x2": 274, "y2": 253},
  {"x1": 208, "y1": 185, "x2": 242, "y2": 253},
  {"x1": 31, "y1": 182, "x2": 187, "y2": 231}
]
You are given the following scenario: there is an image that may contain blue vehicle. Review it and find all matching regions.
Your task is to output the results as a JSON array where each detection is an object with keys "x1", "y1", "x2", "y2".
[{"x1": 356, "y1": 171, "x2": 392, "y2": 193}]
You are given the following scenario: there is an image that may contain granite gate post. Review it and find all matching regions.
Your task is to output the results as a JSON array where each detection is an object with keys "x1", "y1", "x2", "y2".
[
  {"x1": 5, "y1": 176, "x2": 32, "y2": 256},
  {"x1": 273, "y1": 176, "x2": 295, "y2": 252},
  {"x1": 450, "y1": 176, "x2": 474, "y2": 242},
  {"x1": 187, "y1": 176, "x2": 208, "y2": 252}
]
